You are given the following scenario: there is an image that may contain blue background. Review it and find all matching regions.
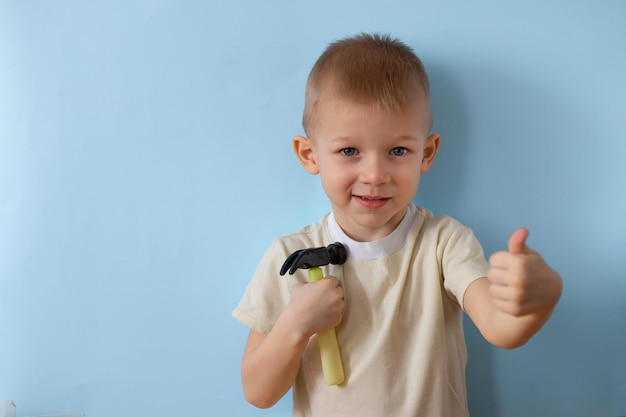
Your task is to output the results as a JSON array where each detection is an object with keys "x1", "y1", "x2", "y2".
[{"x1": 1, "y1": 1, "x2": 625, "y2": 416}]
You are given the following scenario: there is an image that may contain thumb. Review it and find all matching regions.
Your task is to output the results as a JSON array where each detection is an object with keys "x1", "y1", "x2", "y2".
[{"x1": 508, "y1": 227, "x2": 530, "y2": 254}]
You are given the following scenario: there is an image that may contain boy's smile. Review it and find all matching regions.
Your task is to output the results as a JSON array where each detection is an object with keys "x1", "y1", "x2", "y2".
[
  {"x1": 294, "y1": 97, "x2": 439, "y2": 242},
  {"x1": 354, "y1": 195, "x2": 390, "y2": 210}
]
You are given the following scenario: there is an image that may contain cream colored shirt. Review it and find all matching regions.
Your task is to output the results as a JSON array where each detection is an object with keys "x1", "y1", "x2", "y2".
[{"x1": 233, "y1": 205, "x2": 488, "y2": 417}]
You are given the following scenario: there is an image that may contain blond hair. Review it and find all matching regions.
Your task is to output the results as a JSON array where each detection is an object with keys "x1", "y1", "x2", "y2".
[{"x1": 302, "y1": 33, "x2": 432, "y2": 135}]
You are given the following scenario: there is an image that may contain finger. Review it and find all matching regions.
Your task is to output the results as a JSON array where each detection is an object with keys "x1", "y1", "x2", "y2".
[
  {"x1": 488, "y1": 251, "x2": 512, "y2": 269},
  {"x1": 486, "y1": 267, "x2": 511, "y2": 285},
  {"x1": 508, "y1": 227, "x2": 530, "y2": 255},
  {"x1": 493, "y1": 298, "x2": 528, "y2": 317},
  {"x1": 489, "y1": 279, "x2": 527, "y2": 302},
  {"x1": 327, "y1": 277, "x2": 345, "y2": 298},
  {"x1": 488, "y1": 283, "x2": 530, "y2": 316},
  {"x1": 324, "y1": 275, "x2": 342, "y2": 288},
  {"x1": 487, "y1": 281, "x2": 511, "y2": 302},
  {"x1": 311, "y1": 277, "x2": 344, "y2": 301}
]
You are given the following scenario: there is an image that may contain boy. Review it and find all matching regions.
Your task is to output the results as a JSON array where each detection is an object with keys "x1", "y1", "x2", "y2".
[{"x1": 232, "y1": 33, "x2": 562, "y2": 417}]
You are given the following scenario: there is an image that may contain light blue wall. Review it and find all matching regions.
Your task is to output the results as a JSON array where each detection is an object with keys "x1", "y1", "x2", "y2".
[{"x1": 1, "y1": 1, "x2": 624, "y2": 416}]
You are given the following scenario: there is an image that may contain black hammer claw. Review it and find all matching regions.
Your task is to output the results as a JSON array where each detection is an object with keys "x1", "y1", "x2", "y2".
[{"x1": 279, "y1": 243, "x2": 347, "y2": 276}]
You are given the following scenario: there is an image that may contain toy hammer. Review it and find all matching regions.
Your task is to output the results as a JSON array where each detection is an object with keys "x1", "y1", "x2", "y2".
[{"x1": 280, "y1": 242, "x2": 347, "y2": 386}]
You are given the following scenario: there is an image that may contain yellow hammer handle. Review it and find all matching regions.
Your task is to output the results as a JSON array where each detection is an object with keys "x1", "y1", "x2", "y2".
[{"x1": 308, "y1": 267, "x2": 345, "y2": 386}]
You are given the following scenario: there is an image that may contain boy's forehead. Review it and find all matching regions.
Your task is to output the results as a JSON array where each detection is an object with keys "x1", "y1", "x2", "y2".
[{"x1": 308, "y1": 94, "x2": 432, "y2": 139}]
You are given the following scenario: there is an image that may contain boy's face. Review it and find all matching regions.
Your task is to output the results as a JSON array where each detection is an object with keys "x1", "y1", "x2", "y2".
[{"x1": 294, "y1": 97, "x2": 439, "y2": 242}]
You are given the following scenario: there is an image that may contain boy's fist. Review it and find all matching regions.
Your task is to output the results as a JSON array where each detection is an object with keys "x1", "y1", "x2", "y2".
[
  {"x1": 487, "y1": 228, "x2": 562, "y2": 317},
  {"x1": 287, "y1": 276, "x2": 345, "y2": 337}
]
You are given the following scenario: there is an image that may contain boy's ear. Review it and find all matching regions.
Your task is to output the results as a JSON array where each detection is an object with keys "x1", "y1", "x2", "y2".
[
  {"x1": 293, "y1": 135, "x2": 320, "y2": 175},
  {"x1": 420, "y1": 132, "x2": 440, "y2": 173}
]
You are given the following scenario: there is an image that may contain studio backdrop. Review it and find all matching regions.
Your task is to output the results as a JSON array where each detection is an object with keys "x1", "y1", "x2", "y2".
[{"x1": 1, "y1": 1, "x2": 625, "y2": 416}]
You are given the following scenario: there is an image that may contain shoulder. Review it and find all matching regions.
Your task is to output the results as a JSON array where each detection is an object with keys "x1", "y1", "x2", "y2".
[
  {"x1": 270, "y1": 214, "x2": 332, "y2": 252},
  {"x1": 412, "y1": 205, "x2": 484, "y2": 262},
  {"x1": 414, "y1": 205, "x2": 471, "y2": 239}
]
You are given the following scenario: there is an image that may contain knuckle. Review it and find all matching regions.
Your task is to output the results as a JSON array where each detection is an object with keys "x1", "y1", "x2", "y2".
[{"x1": 323, "y1": 276, "x2": 340, "y2": 288}]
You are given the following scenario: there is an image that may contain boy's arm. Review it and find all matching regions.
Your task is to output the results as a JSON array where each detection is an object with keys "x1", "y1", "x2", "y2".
[
  {"x1": 241, "y1": 326, "x2": 307, "y2": 408},
  {"x1": 241, "y1": 276, "x2": 344, "y2": 408},
  {"x1": 463, "y1": 228, "x2": 562, "y2": 349}
]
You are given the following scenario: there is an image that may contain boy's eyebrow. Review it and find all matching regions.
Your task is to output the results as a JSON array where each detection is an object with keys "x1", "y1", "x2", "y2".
[
  {"x1": 394, "y1": 134, "x2": 420, "y2": 142},
  {"x1": 329, "y1": 136, "x2": 354, "y2": 144},
  {"x1": 326, "y1": 136, "x2": 360, "y2": 147}
]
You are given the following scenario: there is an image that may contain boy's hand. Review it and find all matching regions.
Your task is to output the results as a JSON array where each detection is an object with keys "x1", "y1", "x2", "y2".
[
  {"x1": 487, "y1": 228, "x2": 562, "y2": 317},
  {"x1": 286, "y1": 276, "x2": 345, "y2": 337}
]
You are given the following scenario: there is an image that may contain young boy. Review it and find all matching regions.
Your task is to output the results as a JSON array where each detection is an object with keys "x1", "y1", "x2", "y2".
[{"x1": 232, "y1": 33, "x2": 562, "y2": 417}]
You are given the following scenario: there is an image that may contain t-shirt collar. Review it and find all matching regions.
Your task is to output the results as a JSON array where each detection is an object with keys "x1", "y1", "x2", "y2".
[{"x1": 327, "y1": 204, "x2": 417, "y2": 261}]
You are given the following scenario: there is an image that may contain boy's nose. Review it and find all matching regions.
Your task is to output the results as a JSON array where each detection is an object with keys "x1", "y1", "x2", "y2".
[{"x1": 359, "y1": 156, "x2": 390, "y2": 184}]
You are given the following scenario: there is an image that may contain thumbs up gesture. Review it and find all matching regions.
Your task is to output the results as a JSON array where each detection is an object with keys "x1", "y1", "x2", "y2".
[{"x1": 487, "y1": 228, "x2": 562, "y2": 317}]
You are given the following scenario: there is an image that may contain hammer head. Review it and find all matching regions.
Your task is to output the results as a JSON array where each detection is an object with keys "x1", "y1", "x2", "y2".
[{"x1": 279, "y1": 242, "x2": 347, "y2": 275}]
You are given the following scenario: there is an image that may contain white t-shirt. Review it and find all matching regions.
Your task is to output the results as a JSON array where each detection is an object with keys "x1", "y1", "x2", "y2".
[{"x1": 233, "y1": 205, "x2": 488, "y2": 417}]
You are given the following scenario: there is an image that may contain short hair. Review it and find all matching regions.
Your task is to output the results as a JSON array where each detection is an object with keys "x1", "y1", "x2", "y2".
[{"x1": 302, "y1": 33, "x2": 432, "y2": 135}]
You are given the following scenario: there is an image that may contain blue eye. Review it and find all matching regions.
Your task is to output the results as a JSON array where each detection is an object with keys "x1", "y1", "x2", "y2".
[
  {"x1": 340, "y1": 148, "x2": 358, "y2": 156},
  {"x1": 390, "y1": 147, "x2": 408, "y2": 156}
]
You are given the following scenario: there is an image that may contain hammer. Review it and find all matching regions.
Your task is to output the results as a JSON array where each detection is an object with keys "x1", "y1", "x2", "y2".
[{"x1": 280, "y1": 242, "x2": 347, "y2": 386}]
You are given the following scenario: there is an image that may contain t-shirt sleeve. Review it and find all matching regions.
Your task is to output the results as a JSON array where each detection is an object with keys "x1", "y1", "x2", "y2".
[
  {"x1": 232, "y1": 239, "x2": 299, "y2": 335},
  {"x1": 441, "y1": 224, "x2": 489, "y2": 310}
]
